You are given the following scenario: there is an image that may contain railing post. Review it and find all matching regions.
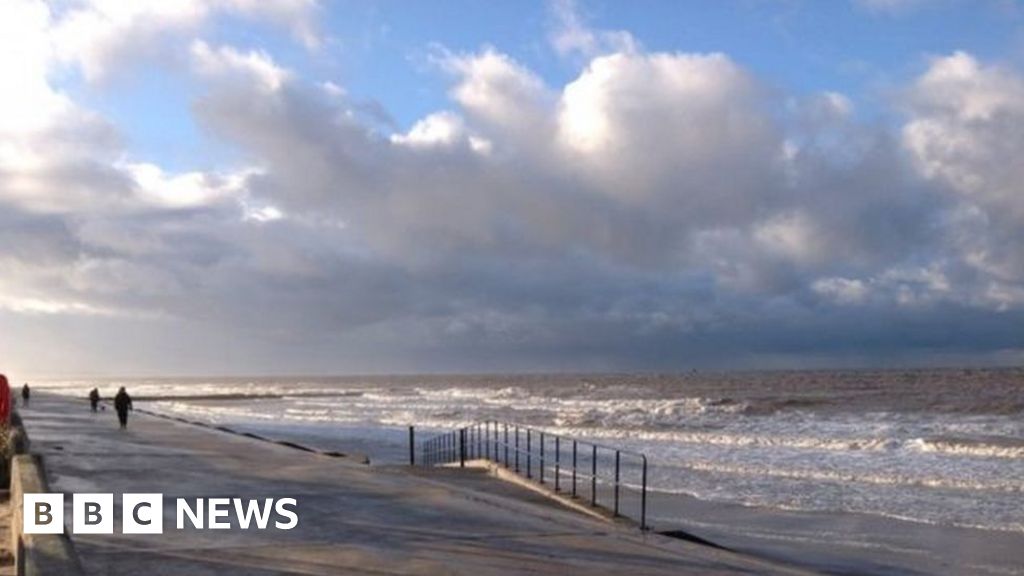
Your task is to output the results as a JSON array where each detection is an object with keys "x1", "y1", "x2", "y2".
[
  {"x1": 614, "y1": 450, "x2": 620, "y2": 516},
  {"x1": 485, "y1": 422, "x2": 490, "y2": 460},
  {"x1": 641, "y1": 456, "x2": 648, "y2": 531},
  {"x1": 526, "y1": 428, "x2": 532, "y2": 479},
  {"x1": 572, "y1": 440, "x2": 578, "y2": 498},
  {"x1": 554, "y1": 436, "x2": 561, "y2": 492},
  {"x1": 460, "y1": 428, "x2": 466, "y2": 468},
  {"x1": 539, "y1": 432, "x2": 545, "y2": 484},
  {"x1": 504, "y1": 423, "x2": 509, "y2": 468},
  {"x1": 409, "y1": 426, "x2": 415, "y2": 466},
  {"x1": 591, "y1": 445, "x2": 597, "y2": 507},
  {"x1": 514, "y1": 426, "x2": 520, "y2": 473}
]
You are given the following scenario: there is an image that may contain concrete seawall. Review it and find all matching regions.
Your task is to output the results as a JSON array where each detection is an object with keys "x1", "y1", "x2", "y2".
[
  {"x1": 10, "y1": 454, "x2": 84, "y2": 576},
  {"x1": 17, "y1": 394, "x2": 817, "y2": 575}
]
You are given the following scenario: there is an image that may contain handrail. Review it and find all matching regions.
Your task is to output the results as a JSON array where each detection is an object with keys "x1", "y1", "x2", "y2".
[{"x1": 419, "y1": 421, "x2": 648, "y2": 530}]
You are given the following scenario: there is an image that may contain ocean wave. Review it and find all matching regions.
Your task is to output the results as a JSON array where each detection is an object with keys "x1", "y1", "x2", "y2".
[
  {"x1": 652, "y1": 460, "x2": 1024, "y2": 493},
  {"x1": 910, "y1": 436, "x2": 1024, "y2": 460},
  {"x1": 552, "y1": 425, "x2": 903, "y2": 454}
]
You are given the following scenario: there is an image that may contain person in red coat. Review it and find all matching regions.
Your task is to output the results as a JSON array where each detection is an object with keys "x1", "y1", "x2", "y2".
[{"x1": 0, "y1": 374, "x2": 10, "y2": 425}]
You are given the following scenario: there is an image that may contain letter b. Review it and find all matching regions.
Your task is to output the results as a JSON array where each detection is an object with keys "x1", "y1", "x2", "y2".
[
  {"x1": 23, "y1": 494, "x2": 63, "y2": 534},
  {"x1": 73, "y1": 494, "x2": 113, "y2": 534},
  {"x1": 36, "y1": 502, "x2": 51, "y2": 525}
]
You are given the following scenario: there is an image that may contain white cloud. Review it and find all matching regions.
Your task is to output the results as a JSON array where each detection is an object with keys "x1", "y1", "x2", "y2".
[
  {"x1": 49, "y1": 0, "x2": 319, "y2": 82},
  {"x1": 814, "y1": 91, "x2": 854, "y2": 120},
  {"x1": 753, "y1": 212, "x2": 823, "y2": 265},
  {"x1": 0, "y1": 0, "x2": 72, "y2": 135},
  {"x1": 51, "y1": 0, "x2": 207, "y2": 81},
  {"x1": 221, "y1": 0, "x2": 320, "y2": 49},
  {"x1": 390, "y1": 111, "x2": 495, "y2": 155},
  {"x1": 813, "y1": 277, "x2": 870, "y2": 305},
  {"x1": 390, "y1": 111, "x2": 466, "y2": 148},
  {"x1": 0, "y1": 294, "x2": 118, "y2": 317},
  {"x1": 903, "y1": 51, "x2": 1024, "y2": 287},
  {"x1": 121, "y1": 161, "x2": 258, "y2": 209},
  {"x1": 438, "y1": 46, "x2": 552, "y2": 137},
  {"x1": 556, "y1": 50, "x2": 779, "y2": 224},
  {"x1": 243, "y1": 205, "x2": 285, "y2": 223},
  {"x1": 190, "y1": 40, "x2": 289, "y2": 91},
  {"x1": 548, "y1": 0, "x2": 637, "y2": 58}
]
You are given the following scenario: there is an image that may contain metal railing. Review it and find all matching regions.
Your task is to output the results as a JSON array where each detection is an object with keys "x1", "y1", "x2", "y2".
[{"x1": 420, "y1": 421, "x2": 648, "y2": 530}]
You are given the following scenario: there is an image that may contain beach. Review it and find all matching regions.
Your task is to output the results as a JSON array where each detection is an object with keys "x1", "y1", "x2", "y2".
[{"x1": 31, "y1": 369, "x2": 1024, "y2": 575}]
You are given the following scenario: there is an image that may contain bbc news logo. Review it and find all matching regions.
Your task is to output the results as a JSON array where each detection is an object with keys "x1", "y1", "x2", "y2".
[{"x1": 24, "y1": 494, "x2": 298, "y2": 534}]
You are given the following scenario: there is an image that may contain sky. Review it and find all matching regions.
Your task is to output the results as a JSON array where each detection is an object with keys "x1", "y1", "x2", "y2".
[{"x1": 2, "y1": 0, "x2": 1024, "y2": 377}]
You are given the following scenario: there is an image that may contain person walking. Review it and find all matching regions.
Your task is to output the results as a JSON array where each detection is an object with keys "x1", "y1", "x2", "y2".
[
  {"x1": 113, "y1": 387, "x2": 132, "y2": 429},
  {"x1": 89, "y1": 388, "x2": 100, "y2": 412},
  {"x1": 21, "y1": 383, "x2": 30, "y2": 406}
]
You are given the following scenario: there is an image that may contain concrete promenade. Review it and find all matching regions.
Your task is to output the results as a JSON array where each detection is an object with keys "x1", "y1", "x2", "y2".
[{"x1": 18, "y1": 394, "x2": 815, "y2": 575}]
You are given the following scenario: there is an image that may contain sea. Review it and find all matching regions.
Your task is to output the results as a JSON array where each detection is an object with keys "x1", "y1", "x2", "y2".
[{"x1": 36, "y1": 368, "x2": 1024, "y2": 575}]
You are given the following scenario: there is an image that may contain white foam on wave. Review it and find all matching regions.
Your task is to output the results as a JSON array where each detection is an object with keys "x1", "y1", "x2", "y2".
[
  {"x1": 909, "y1": 437, "x2": 1024, "y2": 460},
  {"x1": 548, "y1": 425, "x2": 902, "y2": 454},
  {"x1": 652, "y1": 460, "x2": 1024, "y2": 493}
]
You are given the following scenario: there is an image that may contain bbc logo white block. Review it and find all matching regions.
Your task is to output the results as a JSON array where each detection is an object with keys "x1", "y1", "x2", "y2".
[
  {"x1": 122, "y1": 494, "x2": 163, "y2": 534},
  {"x1": 23, "y1": 493, "x2": 64, "y2": 534},
  {"x1": 73, "y1": 493, "x2": 114, "y2": 534}
]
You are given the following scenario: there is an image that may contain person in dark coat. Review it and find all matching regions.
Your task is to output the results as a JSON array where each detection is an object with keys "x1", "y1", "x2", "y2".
[
  {"x1": 21, "y1": 383, "x2": 30, "y2": 406},
  {"x1": 89, "y1": 388, "x2": 100, "y2": 412},
  {"x1": 113, "y1": 387, "x2": 132, "y2": 429}
]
